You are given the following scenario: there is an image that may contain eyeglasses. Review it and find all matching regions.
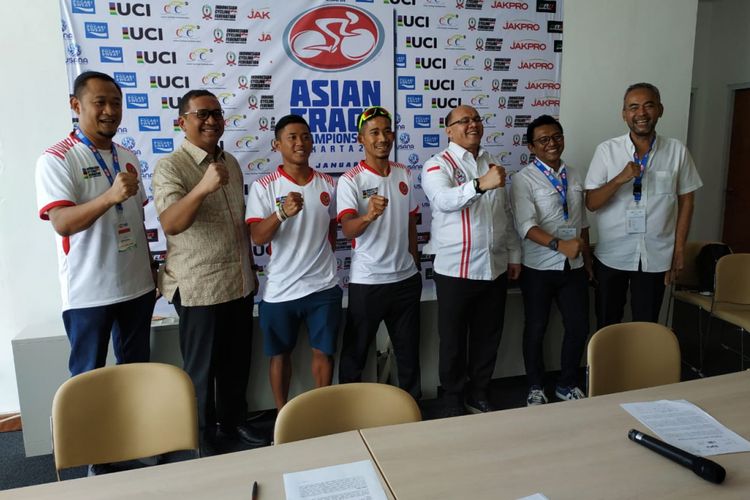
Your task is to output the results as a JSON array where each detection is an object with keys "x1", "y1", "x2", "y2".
[
  {"x1": 447, "y1": 115, "x2": 483, "y2": 127},
  {"x1": 358, "y1": 106, "x2": 391, "y2": 131},
  {"x1": 182, "y1": 109, "x2": 225, "y2": 121},
  {"x1": 532, "y1": 134, "x2": 564, "y2": 146}
]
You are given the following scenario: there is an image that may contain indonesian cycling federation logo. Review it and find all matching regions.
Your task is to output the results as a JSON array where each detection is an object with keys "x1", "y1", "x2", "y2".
[{"x1": 283, "y1": 5, "x2": 384, "y2": 72}]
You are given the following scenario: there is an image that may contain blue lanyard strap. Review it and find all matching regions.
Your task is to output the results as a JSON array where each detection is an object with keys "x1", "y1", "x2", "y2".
[
  {"x1": 632, "y1": 136, "x2": 655, "y2": 203},
  {"x1": 75, "y1": 128, "x2": 123, "y2": 213},
  {"x1": 534, "y1": 159, "x2": 568, "y2": 221}
]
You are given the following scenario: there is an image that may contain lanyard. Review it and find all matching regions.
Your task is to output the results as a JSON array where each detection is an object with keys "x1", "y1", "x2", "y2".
[
  {"x1": 632, "y1": 136, "x2": 655, "y2": 203},
  {"x1": 75, "y1": 128, "x2": 123, "y2": 213},
  {"x1": 534, "y1": 159, "x2": 568, "y2": 221}
]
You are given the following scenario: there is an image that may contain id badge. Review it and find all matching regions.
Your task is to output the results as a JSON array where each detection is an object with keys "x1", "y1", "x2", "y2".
[
  {"x1": 557, "y1": 226, "x2": 577, "y2": 239},
  {"x1": 116, "y1": 221, "x2": 137, "y2": 252},
  {"x1": 626, "y1": 208, "x2": 646, "y2": 234}
]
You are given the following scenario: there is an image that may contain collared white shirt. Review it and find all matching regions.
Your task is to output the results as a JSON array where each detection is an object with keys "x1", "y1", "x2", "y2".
[
  {"x1": 511, "y1": 160, "x2": 588, "y2": 271},
  {"x1": 422, "y1": 142, "x2": 521, "y2": 281},
  {"x1": 336, "y1": 161, "x2": 419, "y2": 285},
  {"x1": 585, "y1": 133, "x2": 702, "y2": 272}
]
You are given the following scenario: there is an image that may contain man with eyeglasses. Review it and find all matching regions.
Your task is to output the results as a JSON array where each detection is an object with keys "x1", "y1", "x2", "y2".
[
  {"x1": 152, "y1": 89, "x2": 266, "y2": 455},
  {"x1": 336, "y1": 106, "x2": 422, "y2": 401},
  {"x1": 422, "y1": 104, "x2": 521, "y2": 416},
  {"x1": 510, "y1": 115, "x2": 591, "y2": 406},
  {"x1": 585, "y1": 83, "x2": 702, "y2": 328}
]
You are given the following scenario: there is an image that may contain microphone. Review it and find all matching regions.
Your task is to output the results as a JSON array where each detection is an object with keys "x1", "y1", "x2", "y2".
[{"x1": 628, "y1": 429, "x2": 726, "y2": 484}]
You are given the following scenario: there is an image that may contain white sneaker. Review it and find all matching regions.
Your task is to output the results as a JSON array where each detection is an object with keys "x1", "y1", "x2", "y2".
[
  {"x1": 526, "y1": 386, "x2": 548, "y2": 406},
  {"x1": 555, "y1": 386, "x2": 586, "y2": 401}
]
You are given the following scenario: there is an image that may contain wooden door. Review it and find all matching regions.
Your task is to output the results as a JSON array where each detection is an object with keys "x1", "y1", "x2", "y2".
[{"x1": 722, "y1": 88, "x2": 750, "y2": 253}]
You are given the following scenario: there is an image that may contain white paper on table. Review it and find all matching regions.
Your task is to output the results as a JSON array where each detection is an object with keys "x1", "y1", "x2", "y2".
[
  {"x1": 283, "y1": 459, "x2": 388, "y2": 500},
  {"x1": 621, "y1": 399, "x2": 750, "y2": 456}
]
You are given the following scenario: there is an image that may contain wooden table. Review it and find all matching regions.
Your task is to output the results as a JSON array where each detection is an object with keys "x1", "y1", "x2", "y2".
[
  {"x1": 0, "y1": 431, "x2": 393, "y2": 499},
  {"x1": 361, "y1": 371, "x2": 750, "y2": 500}
]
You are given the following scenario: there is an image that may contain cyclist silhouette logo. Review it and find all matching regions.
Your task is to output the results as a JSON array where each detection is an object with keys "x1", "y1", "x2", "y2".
[{"x1": 283, "y1": 5, "x2": 384, "y2": 71}]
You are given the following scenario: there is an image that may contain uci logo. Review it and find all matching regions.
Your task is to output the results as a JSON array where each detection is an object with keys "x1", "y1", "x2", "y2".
[{"x1": 283, "y1": 5, "x2": 384, "y2": 72}]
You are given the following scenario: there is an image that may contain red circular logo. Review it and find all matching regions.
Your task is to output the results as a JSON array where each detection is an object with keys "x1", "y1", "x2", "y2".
[
  {"x1": 320, "y1": 192, "x2": 331, "y2": 206},
  {"x1": 399, "y1": 181, "x2": 408, "y2": 196},
  {"x1": 283, "y1": 5, "x2": 384, "y2": 72},
  {"x1": 125, "y1": 163, "x2": 137, "y2": 175}
]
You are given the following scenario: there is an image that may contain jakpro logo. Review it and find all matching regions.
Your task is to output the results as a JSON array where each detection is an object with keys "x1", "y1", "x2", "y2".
[
  {"x1": 150, "y1": 75, "x2": 190, "y2": 88},
  {"x1": 72, "y1": 0, "x2": 96, "y2": 14},
  {"x1": 414, "y1": 115, "x2": 431, "y2": 128},
  {"x1": 109, "y1": 2, "x2": 151, "y2": 16},
  {"x1": 524, "y1": 79, "x2": 560, "y2": 90},
  {"x1": 84, "y1": 22, "x2": 109, "y2": 39},
  {"x1": 424, "y1": 79, "x2": 454, "y2": 91},
  {"x1": 416, "y1": 57, "x2": 446, "y2": 70},
  {"x1": 123, "y1": 27, "x2": 163, "y2": 40},
  {"x1": 284, "y1": 5, "x2": 384, "y2": 72},
  {"x1": 398, "y1": 76, "x2": 416, "y2": 90},
  {"x1": 405, "y1": 95, "x2": 423, "y2": 108},
  {"x1": 114, "y1": 72, "x2": 137, "y2": 87},
  {"x1": 138, "y1": 116, "x2": 161, "y2": 132},
  {"x1": 491, "y1": 1, "x2": 529, "y2": 9},
  {"x1": 397, "y1": 15, "x2": 429, "y2": 28},
  {"x1": 125, "y1": 93, "x2": 149, "y2": 109},
  {"x1": 99, "y1": 46, "x2": 123, "y2": 63},
  {"x1": 518, "y1": 58, "x2": 554, "y2": 70},
  {"x1": 502, "y1": 19, "x2": 540, "y2": 30},
  {"x1": 510, "y1": 39, "x2": 546, "y2": 51},
  {"x1": 152, "y1": 138, "x2": 174, "y2": 154},
  {"x1": 137, "y1": 51, "x2": 177, "y2": 64}
]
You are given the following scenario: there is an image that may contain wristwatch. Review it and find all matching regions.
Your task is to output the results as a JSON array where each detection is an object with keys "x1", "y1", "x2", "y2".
[
  {"x1": 473, "y1": 178, "x2": 484, "y2": 194},
  {"x1": 548, "y1": 238, "x2": 560, "y2": 251}
]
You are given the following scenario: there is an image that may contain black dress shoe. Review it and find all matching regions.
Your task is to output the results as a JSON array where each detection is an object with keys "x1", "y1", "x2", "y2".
[
  {"x1": 218, "y1": 424, "x2": 270, "y2": 447},
  {"x1": 465, "y1": 397, "x2": 495, "y2": 414}
]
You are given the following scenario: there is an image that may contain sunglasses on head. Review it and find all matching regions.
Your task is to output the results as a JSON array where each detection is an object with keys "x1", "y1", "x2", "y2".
[{"x1": 357, "y1": 106, "x2": 391, "y2": 131}]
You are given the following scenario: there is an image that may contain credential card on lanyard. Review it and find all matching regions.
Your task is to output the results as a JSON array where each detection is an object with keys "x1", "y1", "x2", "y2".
[{"x1": 626, "y1": 208, "x2": 646, "y2": 234}]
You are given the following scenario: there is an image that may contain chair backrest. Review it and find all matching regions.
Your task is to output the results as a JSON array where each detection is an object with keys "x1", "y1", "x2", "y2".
[
  {"x1": 274, "y1": 383, "x2": 422, "y2": 444},
  {"x1": 714, "y1": 253, "x2": 750, "y2": 305},
  {"x1": 676, "y1": 240, "x2": 721, "y2": 289},
  {"x1": 587, "y1": 322, "x2": 681, "y2": 397},
  {"x1": 52, "y1": 362, "x2": 198, "y2": 476}
]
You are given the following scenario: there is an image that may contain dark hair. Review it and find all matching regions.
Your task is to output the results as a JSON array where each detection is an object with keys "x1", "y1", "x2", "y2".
[
  {"x1": 526, "y1": 114, "x2": 563, "y2": 144},
  {"x1": 178, "y1": 89, "x2": 217, "y2": 116},
  {"x1": 623, "y1": 82, "x2": 661, "y2": 108},
  {"x1": 73, "y1": 71, "x2": 121, "y2": 98},
  {"x1": 274, "y1": 114, "x2": 310, "y2": 139}
]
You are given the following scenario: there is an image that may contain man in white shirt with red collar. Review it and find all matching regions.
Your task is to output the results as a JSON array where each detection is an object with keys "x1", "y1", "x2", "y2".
[
  {"x1": 423, "y1": 104, "x2": 521, "y2": 416},
  {"x1": 336, "y1": 106, "x2": 422, "y2": 401},
  {"x1": 585, "y1": 83, "x2": 702, "y2": 328},
  {"x1": 246, "y1": 114, "x2": 341, "y2": 411},
  {"x1": 511, "y1": 115, "x2": 591, "y2": 406}
]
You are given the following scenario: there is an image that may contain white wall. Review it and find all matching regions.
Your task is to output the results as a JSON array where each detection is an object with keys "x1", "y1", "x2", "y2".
[
  {"x1": 0, "y1": 1, "x2": 70, "y2": 412},
  {"x1": 689, "y1": 0, "x2": 750, "y2": 242},
  {"x1": 0, "y1": 0, "x2": 718, "y2": 413}
]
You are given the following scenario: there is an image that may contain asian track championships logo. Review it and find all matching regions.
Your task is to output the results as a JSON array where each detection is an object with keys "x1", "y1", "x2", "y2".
[{"x1": 283, "y1": 5, "x2": 384, "y2": 72}]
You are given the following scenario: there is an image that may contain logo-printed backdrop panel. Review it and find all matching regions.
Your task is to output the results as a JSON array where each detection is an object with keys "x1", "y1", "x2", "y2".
[{"x1": 59, "y1": 0, "x2": 562, "y2": 304}]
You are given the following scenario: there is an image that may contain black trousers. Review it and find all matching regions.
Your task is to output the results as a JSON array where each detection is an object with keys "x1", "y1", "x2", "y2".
[
  {"x1": 339, "y1": 273, "x2": 422, "y2": 399},
  {"x1": 594, "y1": 258, "x2": 666, "y2": 329},
  {"x1": 434, "y1": 272, "x2": 508, "y2": 403},
  {"x1": 172, "y1": 290, "x2": 253, "y2": 431},
  {"x1": 520, "y1": 265, "x2": 589, "y2": 389}
]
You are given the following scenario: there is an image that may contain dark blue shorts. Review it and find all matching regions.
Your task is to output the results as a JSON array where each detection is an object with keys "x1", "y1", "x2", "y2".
[{"x1": 259, "y1": 285, "x2": 343, "y2": 356}]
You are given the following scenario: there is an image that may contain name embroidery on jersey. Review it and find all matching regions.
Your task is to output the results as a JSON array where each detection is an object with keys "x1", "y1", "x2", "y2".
[{"x1": 81, "y1": 166, "x2": 102, "y2": 179}]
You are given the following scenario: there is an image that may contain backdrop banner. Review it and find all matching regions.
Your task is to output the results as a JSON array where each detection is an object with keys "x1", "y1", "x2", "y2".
[{"x1": 59, "y1": 0, "x2": 562, "y2": 306}]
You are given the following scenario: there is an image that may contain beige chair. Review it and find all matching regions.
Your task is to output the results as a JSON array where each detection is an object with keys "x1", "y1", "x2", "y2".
[
  {"x1": 587, "y1": 322, "x2": 681, "y2": 396},
  {"x1": 52, "y1": 362, "x2": 198, "y2": 479},
  {"x1": 706, "y1": 254, "x2": 750, "y2": 370},
  {"x1": 274, "y1": 383, "x2": 421, "y2": 444},
  {"x1": 667, "y1": 241, "x2": 721, "y2": 372}
]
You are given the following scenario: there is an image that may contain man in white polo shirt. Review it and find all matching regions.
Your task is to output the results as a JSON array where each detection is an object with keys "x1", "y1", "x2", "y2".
[
  {"x1": 423, "y1": 104, "x2": 521, "y2": 416},
  {"x1": 246, "y1": 114, "x2": 341, "y2": 410},
  {"x1": 585, "y1": 83, "x2": 702, "y2": 328},
  {"x1": 35, "y1": 71, "x2": 155, "y2": 378},
  {"x1": 511, "y1": 115, "x2": 591, "y2": 406},
  {"x1": 336, "y1": 106, "x2": 422, "y2": 400}
]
